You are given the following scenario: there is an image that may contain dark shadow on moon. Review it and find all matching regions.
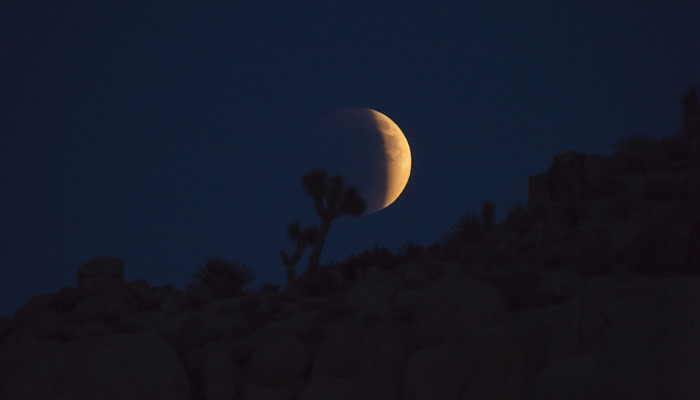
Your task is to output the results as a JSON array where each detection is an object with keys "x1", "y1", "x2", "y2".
[{"x1": 304, "y1": 108, "x2": 389, "y2": 214}]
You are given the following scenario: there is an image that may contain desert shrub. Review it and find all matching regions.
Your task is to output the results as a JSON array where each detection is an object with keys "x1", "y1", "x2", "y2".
[
  {"x1": 449, "y1": 212, "x2": 484, "y2": 243},
  {"x1": 446, "y1": 242, "x2": 492, "y2": 266},
  {"x1": 338, "y1": 244, "x2": 397, "y2": 276},
  {"x1": 294, "y1": 267, "x2": 344, "y2": 297},
  {"x1": 192, "y1": 259, "x2": 253, "y2": 299},
  {"x1": 480, "y1": 201, "x2": 496, "y2": 231},
  {"x1": 396, "y1": 241, "x2": 425, "y2": 263}
]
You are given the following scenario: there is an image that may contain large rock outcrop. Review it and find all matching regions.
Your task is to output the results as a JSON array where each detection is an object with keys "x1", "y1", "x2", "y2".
[
  {"x1": 0, "y1": 331, "x2": 191, "y2": 400},
  {"x1": 529, "y1": 150, "x2": 611, "y2": 205}
]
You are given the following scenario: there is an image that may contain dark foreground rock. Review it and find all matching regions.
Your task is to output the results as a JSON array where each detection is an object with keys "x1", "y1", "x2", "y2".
[{"x1": 2, "y1": 256, "x2": 699, "y2": 399}]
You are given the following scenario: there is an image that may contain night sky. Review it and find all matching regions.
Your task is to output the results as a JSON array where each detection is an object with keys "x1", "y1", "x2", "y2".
[{"x1": 2, "y1": 1, "x2": 699, "y2": 317}]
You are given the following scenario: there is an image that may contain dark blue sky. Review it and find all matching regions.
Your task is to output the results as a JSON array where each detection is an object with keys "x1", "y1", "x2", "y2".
[{"x1": 2, "y1": 1, "x2": 699, "y2": 316}]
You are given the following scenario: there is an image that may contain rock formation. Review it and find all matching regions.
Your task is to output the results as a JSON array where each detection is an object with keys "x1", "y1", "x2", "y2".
[
  {"x1": 528, "y1": 150, "x2": 611, "y2": 205},
  {"x1": 2, "y1": 131, "x2": 697, "y2": 399},
  {"x1": 2, "y1": 255, "x2": 699, "y2": 399}
]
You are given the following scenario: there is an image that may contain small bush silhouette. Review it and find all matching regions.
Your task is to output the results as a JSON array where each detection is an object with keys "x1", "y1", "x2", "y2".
[
  {"x1": 346, "y1": 244, "x2": 396, "y2": 272},
  {"x1": 193, "y1": 259, "x2": 253, "y2": 299},
  {"x1": 397, "y1": 241, "x2": 425, "y2": 263},
  {"x1": 681, "y1": 87, "x2": 699, "y2": 138},
  {"x1": 294, "y1": 267, "x2": 344, "y2": 297},
  {"x1": 480, "y1": 200, "x2": 496, "y2": 231},
  {"x1": 450, "y1": 212, "x2": 483, "y2": 243}
]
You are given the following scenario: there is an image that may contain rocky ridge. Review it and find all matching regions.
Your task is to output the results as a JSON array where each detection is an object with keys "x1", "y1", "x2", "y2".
[
  {"x1": 2, "y1": 122, "x2": 699, "y2": 399},
  {"x1": 1, "y1": 255, "x2": 699, "y2": 400}
]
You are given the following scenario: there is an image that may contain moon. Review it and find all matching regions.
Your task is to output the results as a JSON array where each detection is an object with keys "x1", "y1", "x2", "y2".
[{"x1": 304, "y1": 108, "x2": 411, "y2": 215}]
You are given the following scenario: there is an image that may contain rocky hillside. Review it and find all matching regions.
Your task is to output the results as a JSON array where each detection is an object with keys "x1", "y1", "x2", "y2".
[
  {"x1": 1, "y1": 96, "x2": 699, "y2": 399},
  {"x1": 2, "y1": 254, "x2": 699, "y2": 400}
]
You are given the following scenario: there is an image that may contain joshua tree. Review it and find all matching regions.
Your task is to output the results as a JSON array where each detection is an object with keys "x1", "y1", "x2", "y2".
[
  {"x1": 302, "y1": 168, "x2": 366, "y2": 273},
  {"x1": 280, "y1": 221, "x2": 318, "y2": 283}
]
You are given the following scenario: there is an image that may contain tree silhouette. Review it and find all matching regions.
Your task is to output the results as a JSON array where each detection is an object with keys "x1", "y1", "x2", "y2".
[
  {"x1": 279, "y1": 221, "x2": 318, "y2": 283},
  {"x1": 480, "y1": 200, "x2": 496, "y2": 232},
  {"x1": 681, "y1": 87, "x2": 699, "y2": 138},
  {"x1": 302, "y1": 168, "x2": 366, "y2": 272}
]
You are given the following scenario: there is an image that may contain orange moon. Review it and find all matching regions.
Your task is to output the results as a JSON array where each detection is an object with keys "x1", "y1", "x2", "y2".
[{"x1": 306, "y1": 108, "x2": 411, "y2": 214}]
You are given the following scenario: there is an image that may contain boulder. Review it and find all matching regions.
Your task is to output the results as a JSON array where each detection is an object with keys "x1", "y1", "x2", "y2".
[
  {"x1": 245, "y1": 385, "x2": 297, "y2": 400},
  {"x1": 344, "y1": 279, "x2": 394, "y2": 314},
  {"x1": 363, "y1": 321, "x2": 409, "y2": 400},
  {"x1": 528, "y1": 172, "x2": 551, "y2": 205},
  {"x1": 15, "y1": 308, "x2": 76, "y2": 341},
  {"x1": 300, "y1": 377, "x2": 359, "y2": 400},
  {"x1": 525, "y1": 355, "x2": 597, "y2": 400},
  {"x1": 402, "y1": 263, "x2": 430, "y2": 289},
  {"x1": 549, "y1": 150, "x2": 588, "y2": 202},
  {"x1": 462, "y1": 324, "x2": 525, "y2": 400},
  {"x1": 126, "y1": 279, "x2": 157, "y2": 309},
  {"x1": 410, "y1": 277, "x2": 506, "y2": 351},
  {"x1": 249, "y1": 336, "x2": 311, "y2": 388},
  {"x1": 301, "y1": 322, "x2": 407, "y2": 400},
  {"x1": 0, "y1": 331, "x2": 191, "y2": 400},
  {"x1": 55, "y1": 287, "x2": 84, "y2": 313},
  {"x1": 13, "y1": 293, "x2": 57, "y2": 325},
  {"x1": 404, "y1": 340, "x2": 477, "y2": 400},
  {"x1": 363, "y1": 265, "x2": 390, "y2": 282},
  {"x1": 69, "y1": 291, "x2": 137, "y2": 322},
  {"x1": 73, "y1": 258, "x2": 137, "y2": 318},
  {"x1": 311, "y1": 325, "x2": 365, "y2": 378},
  {"x1": 152, "y1": 285, "x2": 181, "y2": 315},
  {"x1": 77, "y1": 257, "x2": 124, "y2": 281},
  {"x1": 202, "y1": 344, "x2": 238, "y2": 400},
  {"x1": 185, "y1": 283, "x2": 215, "y2": 308},
  {"x1": 580, "y1": 277, "x2": 700, "y2": 399},
  {"x1": 529, "y1": 150, "x2": 611, "y2": 205}
]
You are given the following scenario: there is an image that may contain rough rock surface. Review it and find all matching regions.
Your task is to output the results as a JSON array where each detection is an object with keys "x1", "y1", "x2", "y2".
[
  {"x1": 3, "y1": 255, "x2": 698, "y2": 400},
  {"x1": 528, "y1": 150, "x2": 611, "y2": 205},
  {"x1": 0, "y1": 331, "x2": 191, "y2": 400}
]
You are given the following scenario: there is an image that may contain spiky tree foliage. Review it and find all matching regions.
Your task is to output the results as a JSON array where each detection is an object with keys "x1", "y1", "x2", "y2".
[
  {"x1": 280, "y1": 221, "x2": 319, "y2": 283},
  {"x1": 681, "y1": 87, "x2": 699, "y2": 138},
  {"x1": 450, "y1": 212, "x2": 483, "y2": 243},
  {"x1": 192, "y1": 259, "x2": 253, "y2": 299},
  {"x1": 302, "y1": 168, "x2": 366, "y2": 272},
  {"x1": 398, "y1": 241, "x2": 425, "y2": 263},
  {"x1": 480, "y1": 200, "x2": 496, "y2": 232}
]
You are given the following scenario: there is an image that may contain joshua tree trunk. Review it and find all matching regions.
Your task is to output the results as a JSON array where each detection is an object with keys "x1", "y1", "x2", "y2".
[
  {"x1": 308, "y1": 217, "x2": 332, "y2": 273},
  {"x1": 298, "y1": 168, "x2": 366, "y2": 274},
  {"x1": 279, "y1": 250, "x2": 298, "y2": 283}
]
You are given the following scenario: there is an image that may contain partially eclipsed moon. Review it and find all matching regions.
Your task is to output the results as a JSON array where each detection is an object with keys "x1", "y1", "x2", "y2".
[{"x1": 305, "y1": 108, "x2": 411, "y2": 214}]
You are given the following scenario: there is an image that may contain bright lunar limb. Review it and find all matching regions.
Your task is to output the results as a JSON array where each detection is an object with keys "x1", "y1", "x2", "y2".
[{"x1": 305, "y1": 108, "x2": 411, "y2": 214}]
